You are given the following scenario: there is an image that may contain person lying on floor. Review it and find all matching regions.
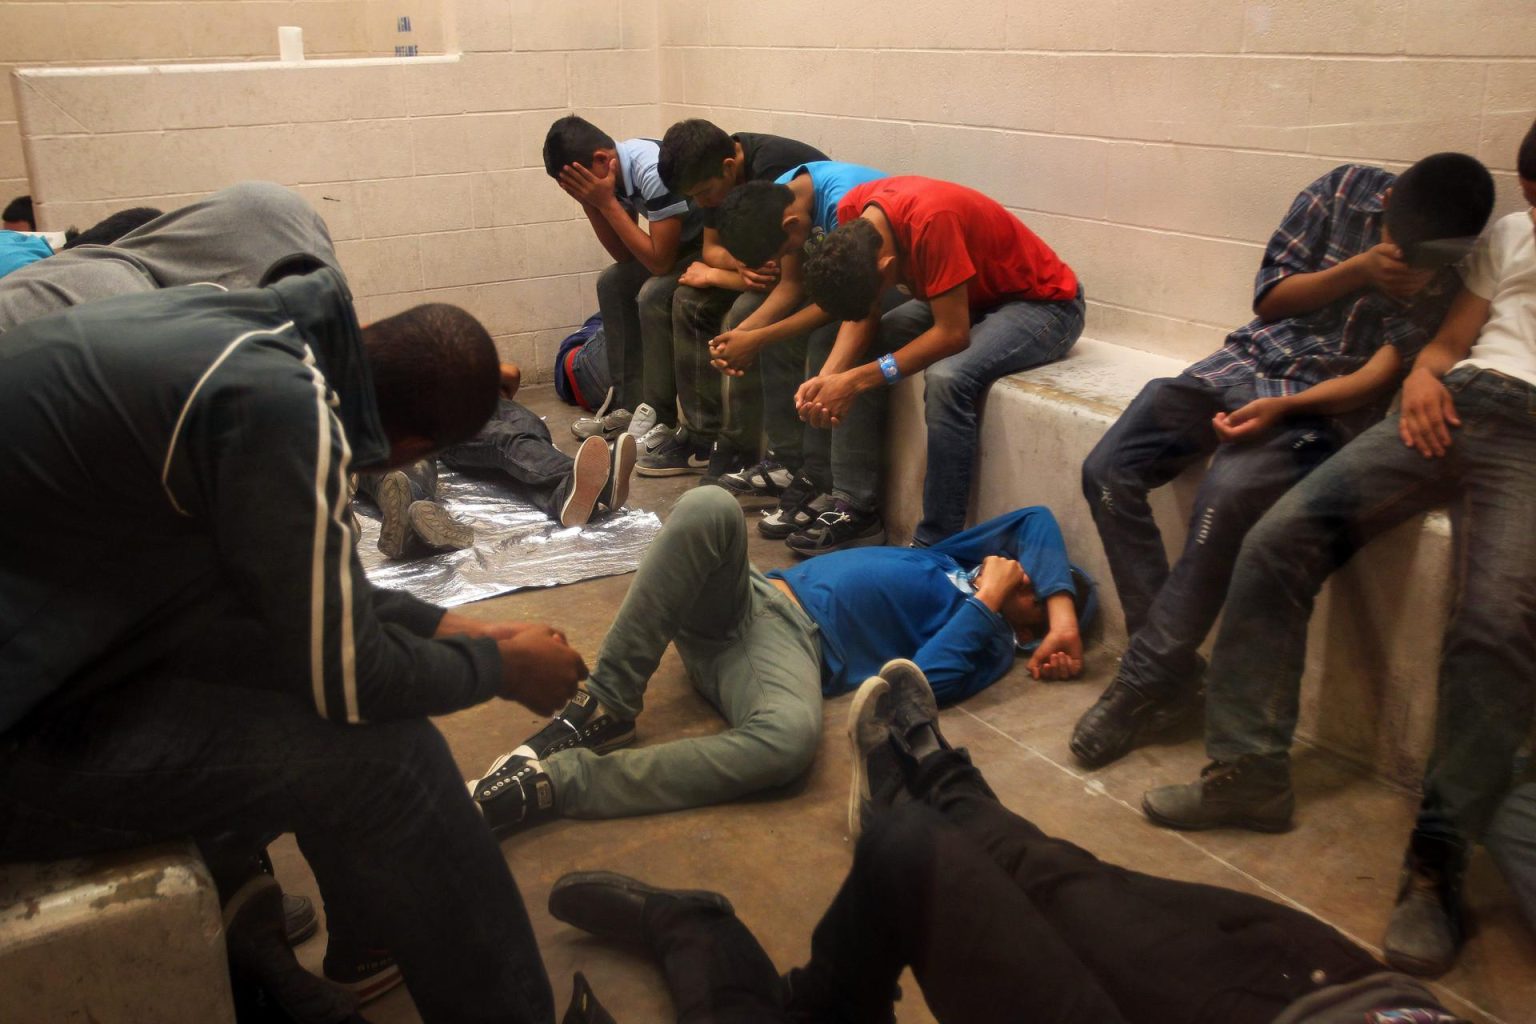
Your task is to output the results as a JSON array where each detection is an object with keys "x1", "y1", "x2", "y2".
[
  {"x1": 359, "y1": 361, "x2": 640, "y2": 558},
  {"x1": 467, "y1": 486, "x2": 1095, "y2": 836},
  {"x1": 545, "y1": 659, "x2": 1468, "y2": 1024}
]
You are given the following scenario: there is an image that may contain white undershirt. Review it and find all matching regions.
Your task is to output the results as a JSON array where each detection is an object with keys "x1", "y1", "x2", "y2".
[{"x1": 1457, "y1": 210, "x2": 1536, "y2": 388}]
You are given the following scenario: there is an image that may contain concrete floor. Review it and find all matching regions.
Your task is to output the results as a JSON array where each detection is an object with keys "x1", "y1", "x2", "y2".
[{"x1": 272, "y1": 385, "x2": 1536, "y2": 1024}]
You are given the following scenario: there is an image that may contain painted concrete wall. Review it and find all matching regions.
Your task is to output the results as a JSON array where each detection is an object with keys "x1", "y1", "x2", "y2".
[{"x1": 659, "y1": 0, "x2": 1536, "y2": 362}]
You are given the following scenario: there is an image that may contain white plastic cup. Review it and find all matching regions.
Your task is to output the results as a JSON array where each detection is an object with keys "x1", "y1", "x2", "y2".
[{"x1": 278, "y1": 26, "x2": 305, "y2": 62}]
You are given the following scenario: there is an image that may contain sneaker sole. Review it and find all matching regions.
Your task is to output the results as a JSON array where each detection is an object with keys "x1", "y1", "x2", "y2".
[
  {"x1": 1140, "y1": 794, "x2": 1293, "y2": 834},
  {"x1": 561, "y1": 436, "x2": 612, "y2": 528},
  {"x1": 608, "y1": 433, "x2": 637, "y2": 509},
  {"x1": 408, "y1": 501, "x2": 474, "y2": 551},
  {"x1": 635, "y1": 461, "x2": 706, "y2": 477},
  {"x1": 845, "y1": 676, "x2": 891, "y2": 841},
  {"x1": 325, "y1": 965, "x2": 405, "y2": 1005},
  {"x1": 375, "y1": 472, "x2": 412, "y2": 559}
]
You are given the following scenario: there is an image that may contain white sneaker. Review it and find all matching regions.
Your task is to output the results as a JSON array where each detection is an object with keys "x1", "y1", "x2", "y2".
[{"x1": 626, "y1": 402, "x2": 659, "y2": 440}]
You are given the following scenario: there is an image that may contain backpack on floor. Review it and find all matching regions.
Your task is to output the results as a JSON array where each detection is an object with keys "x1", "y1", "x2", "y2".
[{"x1": 553, "y1": 313, "x2": 609, "y2": 411}]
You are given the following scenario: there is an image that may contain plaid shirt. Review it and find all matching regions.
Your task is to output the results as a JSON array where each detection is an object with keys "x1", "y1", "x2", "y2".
[{"x1": 1188, "y1": 164, "x2": 1461, "y2": 398}]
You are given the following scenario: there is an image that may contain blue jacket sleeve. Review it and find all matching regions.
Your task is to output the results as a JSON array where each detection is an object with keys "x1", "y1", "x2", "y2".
[
  {"x1": 913, "y1": 597, "x2": 1017, "y2": 706},
  {"x1": 930, "y1": 506, "x2": 1075, "y2": 600}
]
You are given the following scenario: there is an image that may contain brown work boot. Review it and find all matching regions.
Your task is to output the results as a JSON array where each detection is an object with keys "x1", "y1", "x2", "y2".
[{"x1": 1142, "y1": 754, "x2": 1294, "y2": 832}]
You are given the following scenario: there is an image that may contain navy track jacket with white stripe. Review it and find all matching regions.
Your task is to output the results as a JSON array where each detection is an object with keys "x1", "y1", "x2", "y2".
[{"x1": 0, "y1": 269, "x2": 502, "y2": 735}]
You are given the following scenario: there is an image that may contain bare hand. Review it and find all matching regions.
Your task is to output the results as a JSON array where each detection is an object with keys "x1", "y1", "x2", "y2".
[
  {"x1": 1358, "y1": 243, "x2": 1434, "y2": 300},
  {"x1": 679, "y1": 261, "x2": 716, "y2": 289},
  {"x1": 1212, "y1": 397, "x2": 1286, "y2": 444},
  {"x1": 973, "y1": 556, "x2": 1024, "y2": 611},
  {"x1": 1398, "y1": 367, "x2": 1460, "y2": 458},
  {"x1": 738, "y1": 262, "x2": 780, "y2": 292},
  {"x1": 1027, "y1": 629, "x2": 1084, "y2": 681},
  {"x1": 709, "y1": 328, "x2": 765, "y2": 377},
  {"x1": 795, "y1": 371, "x2": 860, "y2": 428},
  {"x1": 557, "y1": 161, "x2": 618, "y2": 208},
  {"x1": 496, "y1": 625, "x2": 588, "y2": 714},
  {"x1": 499, "y1": 362, "x2": 521, "y2": 400}
]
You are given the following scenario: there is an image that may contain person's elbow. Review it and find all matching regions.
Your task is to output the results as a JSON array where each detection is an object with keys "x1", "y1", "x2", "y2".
[{"x1": 936, "y1": 324, "x2": 971, "y2": 358}]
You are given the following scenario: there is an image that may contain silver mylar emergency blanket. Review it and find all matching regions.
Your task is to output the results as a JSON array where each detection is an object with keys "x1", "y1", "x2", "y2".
[{"x1": 354, "y1": 468, "x2": 660, "y2": 607}]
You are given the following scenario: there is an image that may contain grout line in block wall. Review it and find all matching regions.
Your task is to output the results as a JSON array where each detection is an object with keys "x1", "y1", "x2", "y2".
[{"x1": 658, "y1": 44, "x2": 1536, "y2": 64}]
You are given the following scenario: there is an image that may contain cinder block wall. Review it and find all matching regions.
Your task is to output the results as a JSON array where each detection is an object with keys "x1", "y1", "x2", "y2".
[
  {"x1": 9, "y1": 1, "x2": 1536, "y2": 376},
  {"x1": 0, "y1": 1, "x2": 446, "y2": 205},
  {"x1": 11, "y1": 0, "x2": 660, "y2": 376},
  {"x1": 660, "y1": 0, "x2": 1535, "y2": 362}
]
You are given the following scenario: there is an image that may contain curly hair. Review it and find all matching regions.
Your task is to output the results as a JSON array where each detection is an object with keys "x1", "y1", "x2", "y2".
[{"x1": 803, "y1": 219, "x2": 883, "y2": 322}]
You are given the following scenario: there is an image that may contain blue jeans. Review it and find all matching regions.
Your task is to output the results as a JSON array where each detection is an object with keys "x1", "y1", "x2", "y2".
[
  {"x1": 1206, "y1": 367, "x2": 1536, "y2": 843},
  {"x1": 440, "y1": 398, "x2": 573, "y2": 521},
  {"x1": 832, "y1": 290, "x2": 1085, "y2": 529},
  {"x1": 1082, "y1": 372, "x2": 1362, "y2": 697},
  {"x1": 0, "y1": 676, "x2": 554, "y2": 1024}
]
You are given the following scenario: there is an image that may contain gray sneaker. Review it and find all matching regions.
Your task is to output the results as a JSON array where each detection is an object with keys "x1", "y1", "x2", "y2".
[
  {"x1": 406, "y1": 500, "x2": 474, "y2": 553},
  {"x1": 1141, "y1": 755, "x2": 1294, "y2": 833},
  {"x1": 626, "y1": 402, "x2": 660, "y2": 440},
  {"x1": 636, "y1": 427, "x2": 710, "y2": 477},
  {"x1": 572, "y1": 407, "x2": 632, "y2": 440},
  {"x1": 846, "y1": 674, "x2": 892, "y2": 840}
]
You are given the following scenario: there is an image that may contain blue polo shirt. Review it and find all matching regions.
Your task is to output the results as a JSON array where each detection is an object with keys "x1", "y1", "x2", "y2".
[
  {"x1": 774, "y1": 161, "x2": 887, "y2": 236},
  {"x1": 768, "y1": 506, "x2": 1094, "y2": 705},
  {"x1": 0, "y1": 232, "x2": 52, "y2": 280},
  {"x1": 614, "y1": 138, "x2": 702, "y2": 243}
]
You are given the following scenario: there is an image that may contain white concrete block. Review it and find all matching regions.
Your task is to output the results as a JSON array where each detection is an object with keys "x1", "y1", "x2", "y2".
[
  {"x1": 1241, "y1": 0, "x2": 1407, "y2": 55},
  {"x1": 767, "y1": 49, "x2": 881, "y2": 121},
  {"x1": 1403, "y1": 0, "x2": 1536, "y2": 57},
  {"x1": 0, "y1": 6, "x2": 76, "y2": 63},
  {"x1": 658, "y1": 50, "x2": 687, "y2": 105},
  {"x1": 1480, "y1": 63, "x2": 1536, "y2": 174},
  {"x1": 1110, "y1": 0, "x2": 1247, "y2": 52},
  {"x1": 471, "y1": 273, "x2": 585, "y2": 335},
  {"x1": 180, "y1": 1, "x2": 294, "y2": 60},
  {"x1": 459, "y1": 51, "x2": 569, "y2": 113},
  {"x1": 514, "y1": 218, "x2": 611, "y2": 277},
  {"x1": 402, "y1": 58, "x2": 471, "y2": 117},
  {"x1": 1306, "y1": 59, "x2": 1484, "y2": 162},
  {"x1": 658, "y1": 2, "x2": 710, "y2": 47},
  {"x1": 874, "y1": 51, "x2": 1058, "y2": 135},
  {"x1": 293, "y1": 182, "x2": 361, "y2": 242},
  {"x1": 418, "y1": 228, "x2": 523, "y2": 289},
  {"x1": 1003, "y1": 0, "x2": 1118, "y2": 51},
  {"x1": 454, "y1": 0, "x2": 516, "y2": 53},
  {"x1": 763, "y1": 111, "x2": 916, "y2": 177},
  {"x1": 355, "y1": 173, "x2": 476, "y2": 239},
  {"x1": 494, "y1": 331, "x2": 542, "y2": 377},
  {"x1": 411, "y1": 116, "x2": 475, "y2": 176},
  {"x1": 569, "y1": 49, "x2": 658, "y2": 109},
  {"x1": 709, "y1": 2, "x2": 835, "y2": 49},
  {"x1": 854, "y1": 0, "x2": 1007, "y2": 50},
  {"x1": 1083, "y1": 303, "x2": 1232, "y2": 365},
  {"x1": 509, "y1": 0, "x2": 622, "y2": 50},
  {"x1": 459, "y1": 112, "x2": 524, "y2": 173},
  {"x1": 621, "y1": 0, "x2": 659, "y2": 50},
  {"x1": 294, "y1": 0, "x2": 373, "y2": 57},
  {"x1": 63, "y1": 3, "x2": 192, "y2": 62},
  {"x1": 1157, "y1": 56, "x2": 1314, "y2": 152},
  {"x1": 1050, "y1": 55, "x2": 1173, "y2": 140},
  {"x1": 335, "y1": 234, "x2": 424, "y2": 295},
  {"x1": 479, "y1": 167, "x2": 572, "y2": 225}
]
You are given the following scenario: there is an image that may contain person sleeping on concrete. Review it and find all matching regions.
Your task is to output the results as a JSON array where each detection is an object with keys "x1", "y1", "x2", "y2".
[
  {"x1": 544, "y1": 659, "x2": 1469, "y2": 1024},
  {"x1": 358, "y1": 361, "x2": 639, "y2": 559},
  {"x1": 467, "y1": 486, "x2": 1095, "y2": 837}
]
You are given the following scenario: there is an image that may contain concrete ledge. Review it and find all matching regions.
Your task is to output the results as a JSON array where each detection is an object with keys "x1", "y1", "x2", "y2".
[
  {"x1": 884, "y1": 336, "x2": 1450, "y2": 788},
  {"x1": 0, "y1": 843, "x2": 235, "y2": 1023}
]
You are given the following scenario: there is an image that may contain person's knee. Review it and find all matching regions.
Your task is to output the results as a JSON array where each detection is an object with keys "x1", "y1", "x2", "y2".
[
  {"x1": 597, "y1": 261, "x2": 640, "y2": 299},
  {"x1": 638, "y1": 274, "x2": 678, "y2": 315},
  {"x1": 668, "y1": 486, "x2": 746, "y2": 546},
  {"x1": 921, "y1": 360, "x2": 976, "y2": 412},
  {"x1": 857, "y1": 803, "x2": 943, "y2": 883},
  {"x1": 212, "y1": 180, "x2": 310, "y2": 221},
  {"x1": 745, "y1": 701, "x2": 822, "y2": 788},
  {"x1": 327, "y1": 718, "x2": 462, "y2": 825}
]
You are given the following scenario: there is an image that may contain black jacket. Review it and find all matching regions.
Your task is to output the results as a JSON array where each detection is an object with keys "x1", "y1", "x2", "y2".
[{"x1": 0, "y1": 269, "x2": 501, "y2": 734}]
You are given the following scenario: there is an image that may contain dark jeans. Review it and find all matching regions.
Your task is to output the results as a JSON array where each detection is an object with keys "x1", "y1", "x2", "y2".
[
  {"x1": 1081, "y1": 371, "x2": 1361, "y2": 697},
  {"x1": 673, "y1": 286, "x2": 768, "y2": 447},
  {"x1": 0, "y1": 677, "x2": 555, "y2": 1024},
  {"x1": 596, "y1": 251, "x2": 700, "y2": 425},
  {"x1": 357, "y1": 457, "x2": 437, "y2": 503},
  {"x1": 440, "y1": 398, "x2": 573, "y2": 521},
  {"x1": 642, "y1": 750, "x2": 1378, "y2": 1024},
  {"x1": 891, "y1": 292, "x2": 1086, "y2": 543},
  {"x1": 1205, "y1": 367, "x2": 1536, "y2": 846},
  {"x1": 758, "y1": 319, "x2": 836, "y2": 484}
]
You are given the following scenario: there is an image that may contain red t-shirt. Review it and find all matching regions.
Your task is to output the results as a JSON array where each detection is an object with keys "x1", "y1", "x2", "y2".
[{"x1": 836, "y1": 176, "x2": 1078, "y2": 308}]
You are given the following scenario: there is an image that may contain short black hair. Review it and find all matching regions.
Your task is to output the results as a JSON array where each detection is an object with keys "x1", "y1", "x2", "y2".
[
  {"x1": 1384, "y1": 152, "x2": 1495, "y2": 257},
  {"x1": 543, "y1": 115, "x2": 615, "y2": 178},
  {"x1": 363, "y1": 303, "x2": 500, "y2": 450},
  {"x1": 1518, "y1": 119, "x2": 1536, "y2": 182},
  {"x1": 61, "y1": 207, "x2": 163, "y2": 250},
  {"x1": 803, "y1": 218, "x2": 884, "y2": 322},
  {"x1": 4, "y1": 195, "x2": 34, "y2": 229},
  {"x1": 658, "y1": 119, "x2": 735, "y2": 193},
  {"x1": 717, "y1": 181, "x2": 795, "y2": 268}
]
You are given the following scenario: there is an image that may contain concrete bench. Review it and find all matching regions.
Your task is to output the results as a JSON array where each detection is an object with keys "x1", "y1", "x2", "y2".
[
  {"x1": 0, "y1": 842, "x2": 236, "y2": 1023},
  {"x1": 882, "y1": 337, "x2": 1452, "y2": 788}
]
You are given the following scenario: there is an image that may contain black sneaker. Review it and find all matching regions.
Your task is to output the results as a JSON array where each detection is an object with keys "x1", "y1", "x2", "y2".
[
  {"x1": 720, "y1": 458, "x2": 795, "y2": 497},
  {"x1": 598, "y1": 432, "x2": 638, "y2": 511},
  {"x1": 758, "y1": 478, "x2": 827, "y2": 539},
  {"x1": 224, "y1": 875, "x2": 358, "y2": 1023},
  {"x1": 1141, "y1": 755, "x2": 1294, "y2": 833},
  {"x1": 785, "y1": 500, "x2": 885, "y2": 557},
  {"x1": 636, "y1": 427, "x2": 710, "y2": 477},
  {"x1": 468, "y1": 753, "x2": 560, "y2": 838},
  {"x1": 520, "y1": 689, "x2": 636, "y2": 759},
  {"x1": 698, "y1": 440, "x2": 751, "y2": 488}
]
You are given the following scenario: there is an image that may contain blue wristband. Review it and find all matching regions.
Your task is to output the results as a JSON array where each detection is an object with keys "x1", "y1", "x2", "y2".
[{"x1": 878, "y1": 353, "x2": 901, "y2": 385}]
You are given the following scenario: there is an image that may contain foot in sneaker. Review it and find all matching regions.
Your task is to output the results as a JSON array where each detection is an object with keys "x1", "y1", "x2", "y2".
[
  {"x1": 560, "y1": 435, "x2": 612, "y2": 528},
  {"x1": 517, "y1": 689, "x2": 636, "y2": 760},
  {"x1": 636, "y1": 427, "x2": 710, "y2": 477},
  {"x1": 406, "y1": 500, "x2": 474, "y2": 553},
  {"x1": 720, "y1": 458, "x2": 794, "y2": 497},
  {"x1": 785, "y1": 500, "x2": 885, "y2": 557},
  {"x1": 374, "y1": 468, "x2": 416, "y2": 559},
  {"x1": 599, "y1": 433, "x2": 638, "y2": 511},
  {"x1": 468, "y1": 753, "x2": 560, "y2": 837},
  {"x1": 880, "y1": 658, "x2": 947, "y2": 760},
  {"x1": 626, "y1": 402, "x2": 660, "y2": 440},
  {"x1": 322, "y1": 942, "x2": 404, "y2": 1006},
  {"x1": 699, "y1": 441, "x2": 751, "y2": 488},
  {"x1": 846, "y1": 675, "x2": 892, "y2": 839},
  {"x1": 758, "y1": 479, "x2": 828, "y2": 540},
  {"x1": 572, "y1": 407, "x2": 633, "y2": 440}
]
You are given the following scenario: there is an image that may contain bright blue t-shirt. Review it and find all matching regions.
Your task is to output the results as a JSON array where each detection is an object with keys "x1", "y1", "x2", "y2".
[
  {"x1": 0, "y1": 232, "x2": 52, "y2": 280},
  {"x1": 773, "y1": 161, "x2": 886, "y2": 236},
  {"x1": 767, "y1": 506, "x2": 1094, "y2": 705}
]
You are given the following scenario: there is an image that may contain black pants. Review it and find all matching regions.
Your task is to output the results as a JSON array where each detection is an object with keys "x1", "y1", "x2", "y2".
[
  {"x1": 644, "y1": 751, "x2": 1379, "y2": 1023},
  {"x1": 0, "y1": 676, "x2": 555, "y2": 1024},
  {"x1": 441, "y1": 398, "x2": 574, "y2": 521}
]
